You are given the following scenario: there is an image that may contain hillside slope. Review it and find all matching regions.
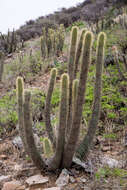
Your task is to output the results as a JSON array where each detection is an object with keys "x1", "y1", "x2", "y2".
[{"x1": 5, "y1": 0, "x2": 127, "y2": 41}]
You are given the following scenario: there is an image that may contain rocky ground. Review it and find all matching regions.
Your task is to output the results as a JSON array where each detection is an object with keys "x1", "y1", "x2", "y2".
[{"x1": 0, "y1": 128, "x2": 127, "y2": 189}]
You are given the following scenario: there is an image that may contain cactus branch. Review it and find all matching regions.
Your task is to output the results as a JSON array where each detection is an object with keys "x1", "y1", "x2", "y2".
[
  {"x1": 45, "y1": 68, "x2": 57, "y2": 148},
  {"x1": 63, "y1": 31, "x2": 93, "y2": 168},
  {"x1": 74, "y1": 29, "x2": 86, "y2": 79},
  {"x1": 23, "y1": 90, "x2": 46, "y2": 171},
  {"x1": 113, "y1": 46, "x2": 127, "y2": 81},
  {"x1": 66, "y1": 26, "x2": 78, "y2": 139},
  {"x1": 76, "y1": 32, "x2": 106, "y2": 160},
  {"x1": 16, "y1": 77, "x2": 28, "y2": 151},
  {"x1": 48, "y1": 74, "x2": 69, "y2": 170}
]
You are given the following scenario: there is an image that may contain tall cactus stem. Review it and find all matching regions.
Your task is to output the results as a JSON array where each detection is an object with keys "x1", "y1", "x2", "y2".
[
  {"x1": 76, "y1": 32, "x2": 106, "y2": 160},
  {"x1": 74, "y1": 29, "x2": 86, "y2": 79},
  {"x1": 66, "y1": 26, "x2": 78, "y2": 139},
  {"x1": 48, "y1": 73, "x2": 69, "y2": 170},
  {"x1": 113, "y1": 46, "x2": 127, "y2": 81},
  {"x1": 63, "y1": 31, "x2": 93, "y2": 168},
  {"x1": 45, "y1": 68, "x2": 57, "y2": 148},
  {"x1": 0, "y1": 52, "x2": 4, "y2": 81},
  {"x1": 72, "y1": 79, "x2": 79, "y2": 117},
  {"x1": 16, "y1": 77, "x2": 27, "y2": 151},
  {"x1": 23, "y1": 90, "x2": 46, "y2": 171}
]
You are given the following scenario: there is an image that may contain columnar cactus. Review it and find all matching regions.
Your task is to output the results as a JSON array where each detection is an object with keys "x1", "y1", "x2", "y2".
[
  {"x1": 23, "y1": 90, "x2": 46, "y2": 171},
  {"x1": 0, "y1": 52, "x2": 4, "y2": 81},
  {"x1": 48, "y1": 73, "x2": 69, "y2": 170},
  {"x1": 41, "y1": 25, "x2": 65, "y2": 59},
  {"x1": 74, "y1": 29, "x2": 86, "y2": 79},
  {"x1": 41, "y1": 36, "x2": 48, "y2": 59},
  {"x1": 16, "y1": 78, "x2": 25, "y2": 146},
  {"x1": 43, "y1": 138, "x2": 53, "y2": 158},
  {"x1": 66, "y1": 26, "x2": 78, "y2": 138},
  {"x1": 17, "y1": 27, "x2": 106, "y2": 171},
  {"x1": 76, "y1": 32, "x2": 106, "y2": 160},
  {"x1": 112, "y1": 46, "x2": 127, "y2": 81},
  {"x1": 0, "y1": 29, "x2": 18, "y2": 54},
  {"x1": 63, "y1": 31, "x2": 93, "y2": 168},
  {"x1": 45, "y1": 68, "x2": 57, "y2": 148},
  {"x1": 72, "y1": 79, "x2": 79, "y2": 117}
]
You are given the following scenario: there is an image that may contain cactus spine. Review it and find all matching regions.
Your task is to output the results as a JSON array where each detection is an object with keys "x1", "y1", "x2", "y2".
[{"x1": 76, "y1": 32, "x2": 106, "y2": 160}]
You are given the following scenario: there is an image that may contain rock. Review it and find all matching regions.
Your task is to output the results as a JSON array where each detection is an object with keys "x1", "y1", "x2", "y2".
[
  {"x1": 69, "y1": 176, "x2": 76, "y2": 183},
  {"x1": 101, "y1": 146, "x2": 112, "y2": 152},
  {"x1": 34, "y1": 134, "x2": 41, "y2": 147},
  {"x1": 0, "y1": 155, "x2": 8, "y2": 160},
  {"x1": 26, "y1": 174, "x2": 49, "y2": 187},
  {"x1": 83, "y1": 186, "x2": 91, "y2": 190},
  {"x1": 101, "y1": 156, "x2": 119, "y2": 168},
  {"x1": 14, "y1": 164, "x2": 23, "y2": 171},
  {"x1": 72, "y1": 157, "x2": 94, "y2": 173},
  {"x1": 2, "y1": 180, "x2": 21, "y2": 190},
  {"x1": 12, "y1": 134, "x2": 41, "y2": 149},
  {"x1": 80, "y1": 177, "x2": 87, "y2": 183},
  {"x1": 12, "y1": 136, "x2": 23, "y2": 149},
  {"x1": 44, "y1": 188, "x2": 61, "y2": 190},
  {"x1": 55, "y1": 169, "x2": 70, "y2": 187},
  {"x1": 14, "y1": 165, "x2": 39, "y2": 178},
  {"x1": 0, "y1": 175, "x2": 11, "y2": 184}
]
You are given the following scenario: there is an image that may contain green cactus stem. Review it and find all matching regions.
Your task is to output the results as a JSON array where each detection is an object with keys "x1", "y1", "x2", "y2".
[
  {"x1": 45, "y1": 68, "x2": 57, "y2": 148},
  {"x1": 113, "y1": 46, "x2": 127, "y2": 81},
  {"x1": 0, "y1": 52, "x2": 4, "y2": 81},
  {"x1": 16, "y1": 77, "x2": 28, "y2": 151},
  {"x1": 62, "y1": 31, "x2": 93, "y2": 168},
  {"x1": 41, "y1": 36, "x2": 48, "y2": 59},
  {"x1": 74, "y1": 29, "x2": 86, "y2": 79},
  {"x1": 23, "y1": 90, "x2": 46, "y2": 171},
  {"x1": 48, "y1": 73, "x2": 69, "y2": 170},
  {"x1": 66, "y1": 26, "x2": 78, "y2": 139},
  {"x1": 72, "y1": 79, "x2": 79, "y2": 117},
  {"x1": 76, "y1": 32, "x2": 106, "y2": 160},
  {"x1": 43, "y1": 137, "x2": 53, "y2": 158}
]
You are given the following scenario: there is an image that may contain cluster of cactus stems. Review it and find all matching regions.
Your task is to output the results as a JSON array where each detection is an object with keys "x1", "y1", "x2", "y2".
[
  {"x1": 41, "y1": 24, "x2": 65, "y2": 59},
  {"x1": 0, "y1": 29, "x2": 18, "y2": 54},
  {"x1": 117, "y1": 13, "x2": 127, "y2": 29},
  {"x1": 0, "y1": 52, "x2": 4, "y2": 81},
  {"x1": 112, "y1": 46, "x2": 127, "y2": 81},
  {"x1": 17, "y1": 26, "x2": 106, "y2": 171}
]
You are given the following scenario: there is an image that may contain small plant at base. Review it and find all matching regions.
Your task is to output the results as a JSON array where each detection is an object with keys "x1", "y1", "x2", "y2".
[{"x1": 43, "y1": 138, "x2": 53, "y2": 158}]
